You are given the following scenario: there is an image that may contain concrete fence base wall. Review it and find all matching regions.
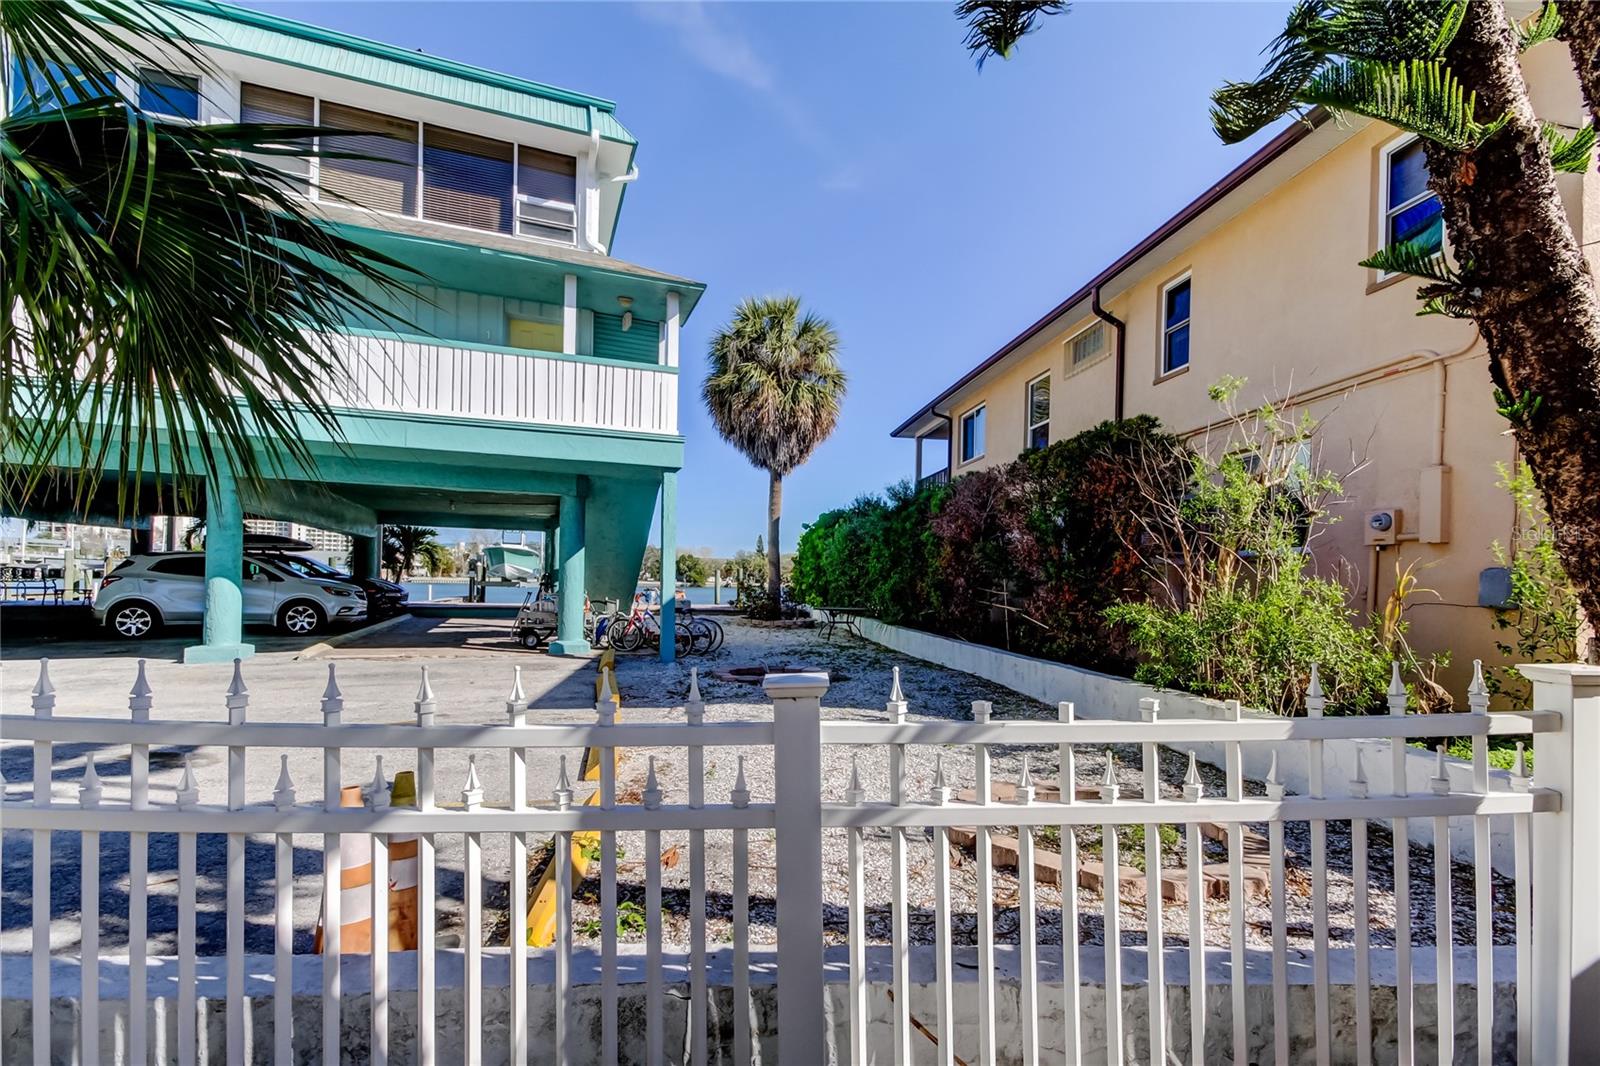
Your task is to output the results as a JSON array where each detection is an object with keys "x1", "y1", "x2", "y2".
[
  {"x1": 850, "y1": 617, "x2": 1522, "y2": 875},
  {"x1": 3, "y1": 944, "x2": 1516, "y2": 1065}
]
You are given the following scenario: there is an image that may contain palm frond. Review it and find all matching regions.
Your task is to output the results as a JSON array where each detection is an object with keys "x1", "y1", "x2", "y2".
[
  {"x1": 2, "y1": 1, "x2": 420, "y2": 516},
  {"x1": 955, "y1": 0, "x2": 1067, "y2": 68},
  {"x1": 1358, "y1": 238, "x2": 1457, "y2": 283},
  {"x1": 1517, "y1": 2, "x2": 1562, "y2": 51},
  {"x1": 1296, "y1": 58, "x2": 1506, "y2": 152},
  {"x1": 1543, "y1": 121, "x2": 1596, "y2": 173}
]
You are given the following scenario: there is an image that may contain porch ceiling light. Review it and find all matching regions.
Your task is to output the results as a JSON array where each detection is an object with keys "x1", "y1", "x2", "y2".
[{"x1": 618, "y1": 295, "x2": 634, "y2": 331}]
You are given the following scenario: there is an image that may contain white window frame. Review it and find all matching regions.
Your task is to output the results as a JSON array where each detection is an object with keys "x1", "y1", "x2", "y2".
[
  {"x1": 1065, "y1": 320, "x2": 1106, "y2": 369},
  {"x1": 1159, "y1": 272, "x2": 1192, "y2": 379},
  {"x1": 133, "y1": 66, "x2": 203, "y2": 123},
  {"x1": 1025, "y1": 373, "x2": 1050, "y2": 451},
  {"x1": 959, "y1": 403, "x2": 987, "y2": 465},
  {"x1": 1378, "y1": 133, "x2": 1445, "y2": 278}
]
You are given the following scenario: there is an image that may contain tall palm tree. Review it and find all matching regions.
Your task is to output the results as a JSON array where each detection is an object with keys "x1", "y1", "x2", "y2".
[
  {"x1": 954, "y1": 0, "x2": 1600, "y2": 655},
  {"x1": 2, "y1": 0, "x2": 412, "y2": 514},
  {"x1": 703, "y1": 296, "x2": 845, "y2": 610},
  {"x1": 383, "y1": 524, "x2": 446, "y2": 579}
]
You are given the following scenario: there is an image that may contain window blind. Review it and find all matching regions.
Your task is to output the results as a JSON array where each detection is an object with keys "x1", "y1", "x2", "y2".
[
  {"x1": 318, "y1": 101, "x2": 418, "y2": 215},
  {"x1": 517, "y1": 146, "x2": 577, "y2": 204},
  {"x1": 239, "y1": 83, "x2": 314, "y2": 191},
  {"x1": 423, "y1": 126, "x2": 514, "y2": 233}
]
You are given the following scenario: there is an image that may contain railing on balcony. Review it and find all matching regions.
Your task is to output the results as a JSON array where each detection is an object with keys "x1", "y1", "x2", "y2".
[
  {"x1": 316, "y1": 331, "x2": 678, "y2": 436},
  {"x1": 918, "y1": 468, "x2": 949, "y2": 490}
]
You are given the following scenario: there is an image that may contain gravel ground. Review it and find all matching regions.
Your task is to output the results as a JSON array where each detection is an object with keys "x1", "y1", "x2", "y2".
[{"x1": 586, "y1": 617, "x2": 1516, "y2": 952}]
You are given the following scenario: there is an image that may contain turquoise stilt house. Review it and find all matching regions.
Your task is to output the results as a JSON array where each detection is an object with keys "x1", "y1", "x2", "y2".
[{"x1": 13, "y1": 0, "x2": 701, "y2": 661}]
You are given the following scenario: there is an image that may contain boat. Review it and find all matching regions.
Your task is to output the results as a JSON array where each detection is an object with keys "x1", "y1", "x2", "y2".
[{"x1": 482, "y1": 542, "x2": 542, "y2": 582}]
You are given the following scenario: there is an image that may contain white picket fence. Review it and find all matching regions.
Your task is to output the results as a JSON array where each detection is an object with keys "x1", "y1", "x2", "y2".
[{"x1": 2, "y1": 657, "x2": 1595, "y2": 1065}]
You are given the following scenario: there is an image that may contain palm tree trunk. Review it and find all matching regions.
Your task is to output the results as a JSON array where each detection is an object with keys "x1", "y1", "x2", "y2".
[
  {"x1": 767, "y1": 469, "x2": 783, "y2": 607},
  {"x1": 1431, "y1": 1, "x2": 1600, "y2": 656}
]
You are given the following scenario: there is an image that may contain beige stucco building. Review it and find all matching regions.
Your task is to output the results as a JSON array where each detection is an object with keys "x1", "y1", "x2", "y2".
[{"x1": 892, "y1": 42, "x2": 1590, "y2": 695}]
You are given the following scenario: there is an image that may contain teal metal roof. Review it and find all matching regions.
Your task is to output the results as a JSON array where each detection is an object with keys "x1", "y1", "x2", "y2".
[{"x1": 155, "y1": 0, "x2": 637, "y2": 144}]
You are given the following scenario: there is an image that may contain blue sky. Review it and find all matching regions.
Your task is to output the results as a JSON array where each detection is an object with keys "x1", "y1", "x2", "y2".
[{"x1": 249, "y1": 0, "x2": 1293, "y2": 557}]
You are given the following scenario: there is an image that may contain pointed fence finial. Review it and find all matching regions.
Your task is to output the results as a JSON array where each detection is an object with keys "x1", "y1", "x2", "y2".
[
  {"x1": 730, "y1": 755, "x2": 750, "y2": 809},
  {"x1": 596, "y1": 668, "x2": 616, "y2": 725},
  {"x1": 129, "y1": 659, "x2": 153, "y2": 721},
  {"x1": 1182, "y1": 750, "x2": 1203, "y2": 802},
  {"x1": 930, "y1": 754, "x2": 951, "y2": 806},
  {"x1": 1350, "y1": 747, "x2": 1369, "y2": 799},
  {"x1": 273, "y1": 755, "x2": 296, "y2": 810},
  {"x1": 176, "y1": 756, "x2": 200, "y2": 809},
  {"x1": 686, "y1": 667, "x2": 705, "y2": 726},
  {"x1": 226, "y1": 658, "x2": 249, "y2": 725},
  {"x1": 554, "y1": 755, "x2": 574, "y2": 810},
  {"x1": 845, "y1": 753, "x2": 865, "y2": 807},
  {"x1": 1014, "y1": 753, "x2": 1036, "y2": 806},
  {"x1": 1305, "y1": 664, "x2": 1326, "y2": 718},
  {"x1": 31, "y1": 658, "x2": 55, "y2": 717},
  {"x1": 320, "y1": 663, "x2": 343, "y2": 723},
  {"x1": 972, "y1": 700, "x2": 992, "y2": 724},
  {"x1": 507, "y1": 666, "x2": 526, "y2": 723},
  {"x1": 1264, "y1": 751, "x2": 1285, "y2": 800},
  {"x1": 643, "y1": 756, "x2": 662, "y2": 810},
  {"x1": 1431, "y1": 745, "x2": 1451, "y2": 795},
  {"x1": 1098, "y1": 750, "x2": 1119, "y2": 803},
  {"x1": 367, "y1": 756, "x2": 390, "y2": 810},
  {"x1": 1468, "y1": 659, "x2": 1489, "y2": 714},
  {"x1": 460, "y1": 755, "x2": 483, "y2": 811},
  {"x1": 889, "y1": 666, "x2": 905, "y2": 705},
  {"x1": 414, "y1": 665, "x2": 436, "y2": 726},
  {"x1": 1387, "y1": 661, "x2": 1407, "y2": 715},
  {"x1": 1512, "y1": 742, "x2": 1531, "y2": 791},
  {"x1": 1138, "y1": 697, "x2": 1159, "y2": 723},
  {"x1": 79, "y1": 756, "x2": 103, "y2": 809}
]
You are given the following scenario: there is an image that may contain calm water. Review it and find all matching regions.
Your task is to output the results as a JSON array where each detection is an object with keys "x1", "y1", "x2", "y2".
[{"x1": 401, "y1": 582, "x2": 723, "y2": 606}]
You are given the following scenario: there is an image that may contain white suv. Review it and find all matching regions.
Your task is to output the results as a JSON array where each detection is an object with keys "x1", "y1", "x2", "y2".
[{"x1": 94, "y1": 553, "x2": 367, "y2": 638}]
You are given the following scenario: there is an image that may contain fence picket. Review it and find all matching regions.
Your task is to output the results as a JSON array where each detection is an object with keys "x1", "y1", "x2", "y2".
[
  {"x1": 1266, "y1": 755, "x2": 1289, "y2": 1066},
  {"x1": 553, "y1": 757, "x2": 575, "y2": 1066},
  {"x1": 1183, "y1": 752, "x2": 1206, "y2": 1066},
  {"x1": 1224, "y1": 700, "x2": 1248, "y2": 1066},
  {"x1": 643, "y1": 758, "x2": 664, "y2": 1066},
  {"x1": 226, "y1": 661, "x2": 249, "y2": 1066},
  {"x1": 1512, "y1": 747, "x2": 1532, "y2": 1066},
  {"x1": 1350, "y1": 750, "x2": 1372, "y2": 1066},
  {"x1": 462, "y1": 758, "x2": 485, "y2": 1066},
  {"x1": 889, "y1": 672, "x2": 914, "y2": 1066},
  {"x1": 127, "y1": 661, "x2": 151, "y2": 1066},
  {"x1": 507, "y1": 669, "x2": 528, "y2": 1066},
  {"x1": 1014, "y1": 757, "x2": 1040, "y2": 1066},
  {"x1": 598, "y1": 671, "x2": 619, "y2": 1066},
  {"x1": 1058, "y1": 701, "x2": 1082, "y2": 1064},
  {"x1": 931, "y1": 757, "x2": 955, "y2": 1066},
  {"x1": 1306, "y1": 667, "x2": 1331, "y2": 1066},
  {"x1": 1430, "y1": 747, "x2": 1455, "y2": 1066},
  {"x1": 1388, "y1": 665, "x2": 1415, "y2": 1066},
  {"x1": 31, "y1": 659, "x2": 53, "y2": 1066},
  {"x1": 1098, "y1": 753, "x2": 1124, "y2": 1066},
  {"x1": 1140, "y1": 698, "x2": 1167, "y2": 1066},
  {"x1": 972, "y1": 700, "x2": 998, "y2": 1066},
  {"x1": 414, "y1": 667, "x2": 437, "y2": 1066},
  {"x1": 846, "y1": 754, "x2": 868, "y2": 1066},
  {"x1": 731, "y1": 759, "x2": 753, "y2": 1066},
  {"x1": 1469, "y1": 663, "x2": 1494, "y2": 1066},
  {"x1": 321, "y1": 667, "x2": 344, "y2": 1066},
  {"x1": 687, "y1": 670, "x2": 709, "y2": 1066}
]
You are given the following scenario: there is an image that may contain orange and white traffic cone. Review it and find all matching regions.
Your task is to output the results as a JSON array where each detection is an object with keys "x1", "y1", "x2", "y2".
[
  {"x1": 313, "y1": 784, "x2": 373, "y2": 953},
  {"x1": 386, "y1": 771, "x2": 420, "y2": 950}
]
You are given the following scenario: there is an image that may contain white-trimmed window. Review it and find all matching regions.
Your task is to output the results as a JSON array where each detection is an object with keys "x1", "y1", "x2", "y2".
[
  {"x1": 1068, "y1": 321, "x2": 1106, "y2": 366},
  {"x1": 960, "y1": 404, "x2": 986, "y2": 464},
  {"x1": 1161, "y1": 274, "x2": 1191, "y2": 377},
  {"x1": 137, "y1": 68, "x2": 199, "y2": 120},
  {"x1": 1026, "y1": 374, "x2": 1050, "y2": 451},
  {"x1": 1381, "y1": 135, "x2": 1444, "y2": 259}
]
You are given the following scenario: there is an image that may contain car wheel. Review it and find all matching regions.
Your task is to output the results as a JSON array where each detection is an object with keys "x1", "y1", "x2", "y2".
[
  {"x1": 278, "y1": 601, "x2": 325, "y2": 636},
  {"x1": 109, "y1": 602, "x2": 159, "y2": 639}
]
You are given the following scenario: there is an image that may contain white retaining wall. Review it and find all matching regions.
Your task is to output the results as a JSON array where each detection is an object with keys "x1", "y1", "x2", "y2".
[{"x1": 849, "y1": 617, "x2": 1522, "y2": 875}]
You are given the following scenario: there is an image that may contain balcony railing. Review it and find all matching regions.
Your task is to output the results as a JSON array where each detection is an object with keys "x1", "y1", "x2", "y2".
[
  {"x1": 316, "y1": 332, "x2": 678, "y2": 436},
  {"x1": 917, "y1": 468, "x2": 950, "y2": 490}
]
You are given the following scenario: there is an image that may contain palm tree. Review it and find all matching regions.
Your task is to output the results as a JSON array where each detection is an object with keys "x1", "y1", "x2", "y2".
[
  {"x1": 383, "y1": 524, "x2": 447, "y2": 579},
  {"x1": 703, "y1": 296, "x2": 845, "y2": 610},
  {"x1": 954, "y1": 0, "x2": 1600, "y2": 655},
  {"x1": 2, "y1": 0, "x2": 412, "y2": 514}
]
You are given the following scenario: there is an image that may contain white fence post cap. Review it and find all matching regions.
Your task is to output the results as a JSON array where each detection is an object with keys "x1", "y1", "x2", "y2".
[{"x1": 763, "y1": 671, "x2": 830, "y2": 701}]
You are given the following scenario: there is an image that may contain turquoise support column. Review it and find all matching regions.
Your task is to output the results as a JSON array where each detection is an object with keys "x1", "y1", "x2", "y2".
[
  {"x1": 549, "y1": 493, "x2": 590, "y2": 656},
  {"x1": 659, "y1": 470, "x2": 677, "y2": 663},
  {"x1": 351, "y1": 534, "x2": 380, "y2": 579},
  {"x1": 184, "y1": 467, "x2": 255, "y2": 664}
]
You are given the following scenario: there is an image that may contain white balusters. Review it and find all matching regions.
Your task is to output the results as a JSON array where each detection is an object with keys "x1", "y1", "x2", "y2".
[
  {"x1": 413, "y1": 665, "x2": 437, "y2": 1066},
  {"x1": 1387, "y1": 662, "x2": 1415, "y2": 1066},
  {"x1": 972, "y1": 700, "x2": 997, "y2": 1066},
  {"x1": 1468, "y1": 661, "x2": 1494, "y2": 1066},
  {"x1": 321, "y1": 664, "x2": 344, "y2": 1066},
  {"x1": 461, "y1": 755, "x2": 484, "y2": 1066},
  {"x1": 506, "y1": 667, "x2": 528, "y2": 1066},
  {"x1": 1014, "y1": 755, "x2": 1040, "y2": 1066},
  {"x1": 686, "y1": 668, "x2": 708, "y2": 1066},
  {"x1": 846, "y1": 752, "x2": 867, "y2": 1066},
  {"x1": 32, "y1": 659, "x2": 54, "y2": 1066},
  {"x1": 1306, "y1": 665, "x2": 1331, "y2": 1066},
  {"x1": 225, "y1": 659, "x2": 249, "y2": 1066},
  {"x1": 730, "y1": 755, "x2": 752, "y2": 1065},
  {"x1": 1183, "y1": 750, "x2": 1206, "y2": 1066},
  {"x1": 1058, "y1": 700, "x2": 1082, "y2": 1064}
]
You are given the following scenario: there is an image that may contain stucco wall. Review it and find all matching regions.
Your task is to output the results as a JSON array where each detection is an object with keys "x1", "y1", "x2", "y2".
[{"x1": 849, "y1": 616, "x2": 1522, "y2": 875}]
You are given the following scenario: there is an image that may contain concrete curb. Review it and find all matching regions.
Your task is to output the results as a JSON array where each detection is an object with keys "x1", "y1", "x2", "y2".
[{"x1": 294, "y1": 612, "x2": 414, "y2": 660}]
